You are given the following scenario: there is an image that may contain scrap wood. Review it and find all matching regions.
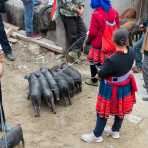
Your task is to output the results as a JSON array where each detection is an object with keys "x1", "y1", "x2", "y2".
[
  {"x1": 4, "y1": 22, "x2": 20, "y2": 37},
  {"x1": 12, "y1": 30, "x2": 63, "y2": 54},
  {"x1": 8, "y1": 37, "x2": 18, "y2": 44},
  {"x1": 4, "y1": 22, "x2": 20, "y2": 31}
]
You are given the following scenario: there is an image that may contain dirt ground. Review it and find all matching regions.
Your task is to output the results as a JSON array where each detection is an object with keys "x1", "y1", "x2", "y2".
[{"x1": 1, "y1": 40, "x2": 148, "y2": 148}]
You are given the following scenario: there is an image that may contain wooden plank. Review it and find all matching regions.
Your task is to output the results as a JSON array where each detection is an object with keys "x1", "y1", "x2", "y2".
[
  {"x1": 12, "y1": 30, "x2": 63, "y2": 54},
  {"x1": 4, "y1": 22, "x2": 20, "y2": 31}
]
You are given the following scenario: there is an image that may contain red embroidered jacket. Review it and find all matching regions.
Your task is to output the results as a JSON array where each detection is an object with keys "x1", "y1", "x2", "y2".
[{"x1": 88, "y1": 7, "x2": 120, "y2": 49}]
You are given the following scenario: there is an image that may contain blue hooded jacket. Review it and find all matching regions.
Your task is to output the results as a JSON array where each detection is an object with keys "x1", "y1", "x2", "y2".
[{"x1": 90, "y1": 0, "x2": 111, "y2": 12}]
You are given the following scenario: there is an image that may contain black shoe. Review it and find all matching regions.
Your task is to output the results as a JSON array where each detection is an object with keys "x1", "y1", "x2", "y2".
[
  {"x1": 85, "y1": 79, "x2": 98, "y2": 86},
  {"x1": 6, "y1": 53, "x2": 16, "y2": 61}
]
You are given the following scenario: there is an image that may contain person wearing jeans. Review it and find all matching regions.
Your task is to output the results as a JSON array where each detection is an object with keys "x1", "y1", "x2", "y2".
[
  {"x1": 81, "y1": 29, "x2": 137, "y2": 143},
  {"x1": 85, "y1": 0, "x2": 119, "y2": 86},
  {"x1": 22, "y1": 0, "x2": 34, "y2": 37},
  {"x1": 93, "y1": 115, "x2": 123, "y2": 139},
  {"x1": 22, "y1": 0, "x2": 41, "y2": 37}
]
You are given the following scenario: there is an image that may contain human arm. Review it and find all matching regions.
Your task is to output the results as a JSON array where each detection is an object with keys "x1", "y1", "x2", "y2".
[
  {"x1": 97, "y1": 58, "x2": 114, "y2": 79},
  {"x1": 75, "y1": 5, "x2": 84, "y2": 16}
]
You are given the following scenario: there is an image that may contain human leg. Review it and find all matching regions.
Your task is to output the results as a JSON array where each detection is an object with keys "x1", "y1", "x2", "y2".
[
  {"x1": 104, "y1": 115, "x2": 124, "y2": 139},
  {"x1": 94, "y1": 114, "x2": 107, "y2": 137},
  {"x1": 76, "y1": 16, "x2": 87, "y2": 50},
  {"x1": 81, "y1": 114, "x2": 106, "y2": 143},
  {"x1": 85, "y1": 62, "x2": 101, "y2": 86},
  {"x1": 61, "y1": 15, "x2": 78, "y2": 50},
  {"x1": 112, "y1": 116, "x2": 124, "y2": 132},
  {"x1": 24, "y1": 2, "x2": 33, "y2": 36}
]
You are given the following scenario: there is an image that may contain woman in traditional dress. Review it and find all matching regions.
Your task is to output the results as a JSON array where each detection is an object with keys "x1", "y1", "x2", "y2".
[
  {"x1": 81, "y1": 28, "x2": 137, "y2": 143},
  {"x1": 85, "y1": 0, "x2": 119, "y2": 86}
]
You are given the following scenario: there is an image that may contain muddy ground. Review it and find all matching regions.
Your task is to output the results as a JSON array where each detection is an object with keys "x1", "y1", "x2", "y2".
[{"x1": 1, "y1": 40, "x2": 148, "y2": 148}]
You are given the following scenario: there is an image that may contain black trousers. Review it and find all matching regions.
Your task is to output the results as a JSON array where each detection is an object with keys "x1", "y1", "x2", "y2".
[
  {"x1": 94, "y1": 114, "x2": 123, "y2": 137},
  {"x1": 0, "y1": 83, "x2": 5, "y2": 125},
  {"x1": 61, "y1": 15, "x2": 87, "y2": 51},
  {"x1": 0, "y1": 14, "x2": 12, "y2": 55},
  {"x1": 90, "y1": 63, "x2": 102, "y2": 83}
]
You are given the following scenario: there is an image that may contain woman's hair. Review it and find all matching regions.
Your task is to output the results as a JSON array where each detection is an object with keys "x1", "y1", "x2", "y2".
[
  {"x1": 113, "y1": 29, "x2": 129, "y2": 47},
  {"x1": 120, "y1": 8, "x2": 137, "y2": 19},
  {"x1": 90, "y1": 0, "x2": 111, "y2": 12}
]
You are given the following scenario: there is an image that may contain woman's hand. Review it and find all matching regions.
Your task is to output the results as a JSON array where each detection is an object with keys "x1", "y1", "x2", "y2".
[{"x1": 76, "y1": 6, "x2": 84, "y2": 16}]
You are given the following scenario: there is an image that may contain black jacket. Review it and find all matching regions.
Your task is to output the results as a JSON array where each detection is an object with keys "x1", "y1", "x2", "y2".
[
  {"x1": 0, "y1": 0, "x2": 7, "y2": 13},
  {"x1": 99, "y1": 48, "x2": 135, "y2": 79}
]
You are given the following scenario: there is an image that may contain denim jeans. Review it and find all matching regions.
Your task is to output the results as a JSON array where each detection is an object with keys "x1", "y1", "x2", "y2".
[
  {"x1": 133, "y1": 34, "x2": 144, "y2": 68},
  {"x1": 24, "y1": 1, "x2": 33, "y2": 34},
  {"x1": 0, "y1": 14, "x2": 12, "y2": 55},
  {"x1": 93, "y1": 114, "x2": 123, "y2": 137}
]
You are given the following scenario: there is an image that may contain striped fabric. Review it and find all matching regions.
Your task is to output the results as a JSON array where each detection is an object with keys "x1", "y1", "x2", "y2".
[
  {"x1": 96, "y1": 74, "x2": 137, "y2": 118},
  {"x1": 50, "y1": 0, "x2": 57, "y2": 20}
]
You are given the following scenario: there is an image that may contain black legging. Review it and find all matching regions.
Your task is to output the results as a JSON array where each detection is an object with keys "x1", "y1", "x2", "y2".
[
  {"x1": 90, "y1": 63, "x2": 102, "y2": 83},
  {"x1": 0, "y1": 83, "x2": 6, "y2": 125}
]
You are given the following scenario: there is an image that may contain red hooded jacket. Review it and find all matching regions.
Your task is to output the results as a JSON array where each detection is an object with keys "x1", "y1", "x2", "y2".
[{"x1": 88, "y1": 7, "x2": 120, "y2": 49}]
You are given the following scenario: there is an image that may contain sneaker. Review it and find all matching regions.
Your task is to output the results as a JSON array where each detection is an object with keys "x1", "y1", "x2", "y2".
[
  {"x1": 26, "y1": 32, "x2": 32, "y2": 37},
  {"x1": 111, "y1": 131, "x2": 120, "y2": 139},
  {"x1": 31, "y1": 32, "x2": 42, "y2": 39},
  {"x1": 26, "y1": 32, "x2": 42, "y2": 39},
  {"x1": 104, "y1": 126, "x2": 120, "y2": 139},
  {"x1": 85, "y1": 79, "x2": 98, "y2": 86},
  {"x1": 80, "y1": 132, "x2": 103, "y2": 143},
  {"x1": 6, "y1": 53, "x2": 16, "y2": 61}
]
